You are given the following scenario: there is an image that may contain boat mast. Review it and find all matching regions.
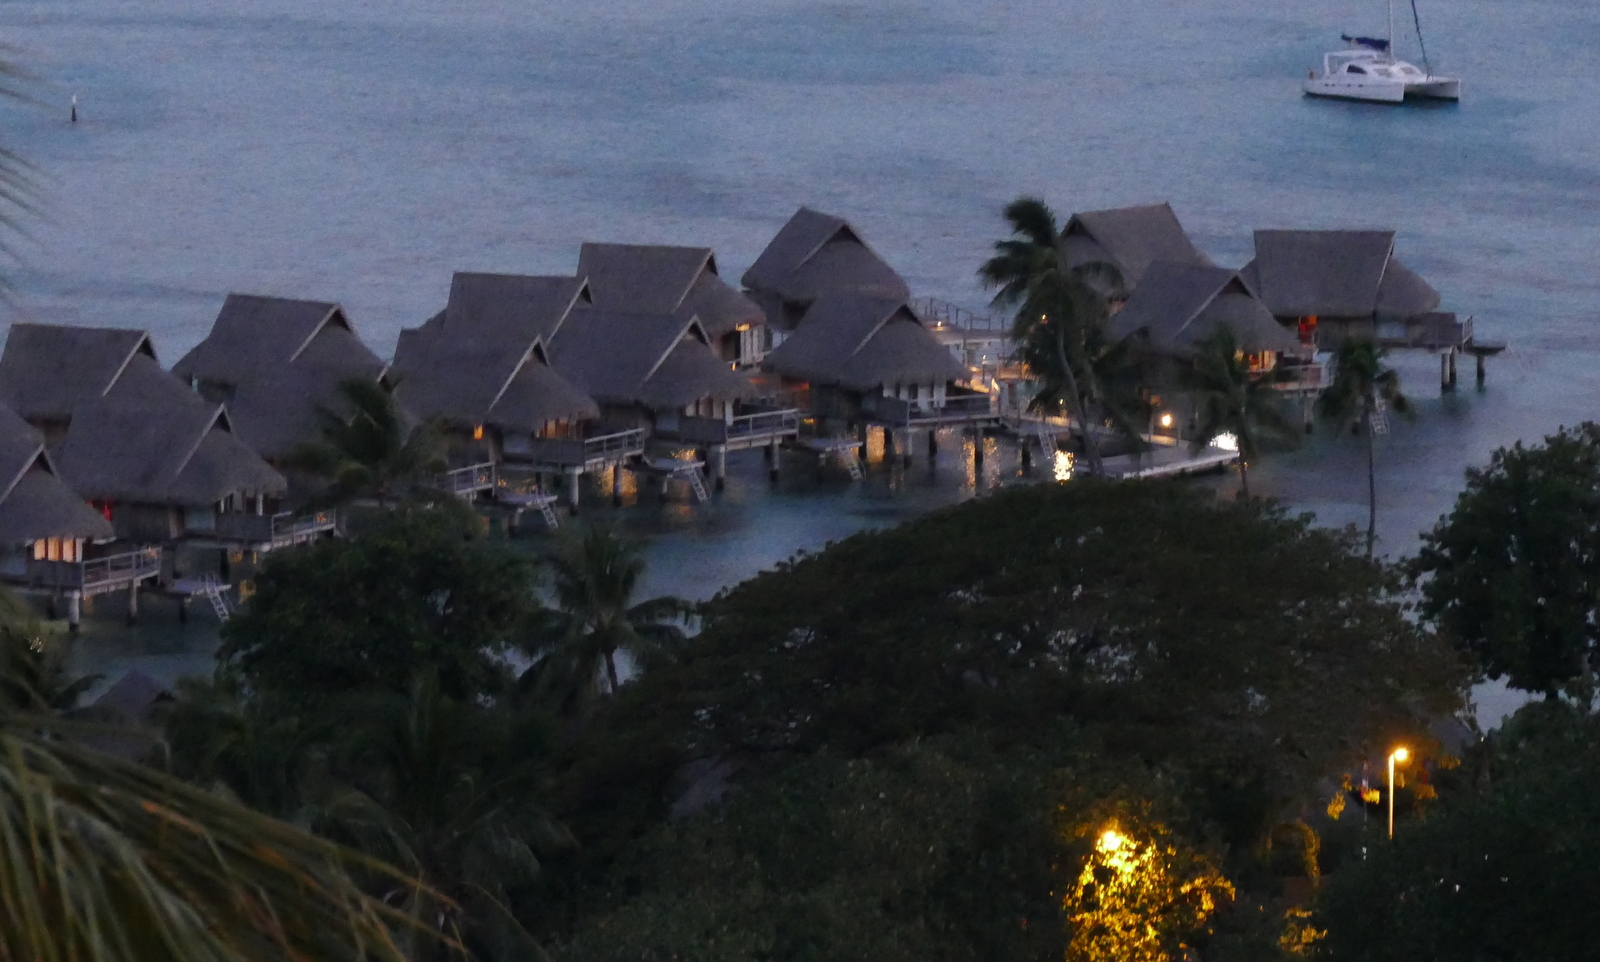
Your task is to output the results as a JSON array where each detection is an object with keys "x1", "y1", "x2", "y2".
[{"x1": 1388, "y1": 0, "x2": 1396, "y2": 59}]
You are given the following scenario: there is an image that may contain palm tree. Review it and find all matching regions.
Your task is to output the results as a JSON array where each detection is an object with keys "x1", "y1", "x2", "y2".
[
  {"x1": 0, "y1": 588, "x2": 99, "y2": 713},
  {"x1": 286, "y1": 378, "x2": 447, "y2": 507},
  {"x1": 0, "y1": 719, "x2": 437, "y2": 962},
  {"x1": 979, "y1": 197, "x2": 1130, "y2": 476},
  {"x1": 524, "y1": 524, "x2": 690, "y2": 708},
  {"x1": 1316, "y1": 338, "x2": 1412, "y2": 557},
  {"x1": 327, "y1": 673, "x2": 563, "y2": 960},
  {"x1": 1184, "y1": 326, "x2": 1300, "y2": 498}
]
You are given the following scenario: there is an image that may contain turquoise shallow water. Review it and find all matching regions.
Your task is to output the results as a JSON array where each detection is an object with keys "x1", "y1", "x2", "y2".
[{"x1": 4, "y1": 0, "x2": 1596, "y2": 720}]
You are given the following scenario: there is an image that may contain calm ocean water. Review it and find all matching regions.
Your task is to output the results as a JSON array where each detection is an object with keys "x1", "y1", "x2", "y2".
[{"x1": 4, "y1": 0, "x2": 1597, "y2": 720}]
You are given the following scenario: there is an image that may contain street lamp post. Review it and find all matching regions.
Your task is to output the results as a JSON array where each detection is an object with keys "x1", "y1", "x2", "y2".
[{"x1": 1388, "y1": 747, "x2": 1409, "y2": 840}]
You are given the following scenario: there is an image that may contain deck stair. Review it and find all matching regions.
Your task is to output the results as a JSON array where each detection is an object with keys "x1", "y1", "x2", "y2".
[
  {"x1": 1370, "y1": 399, "x2": 1390, "y2": 436},
  {"x1": 686, "y1": 466, "x2": 711, "y2": 503},
  {"x1": 641, "y1": 457, "x2": 712, "y2": 503},
  {"x1": 202, "y1": 575, "x2": 232, "y2": 622}
]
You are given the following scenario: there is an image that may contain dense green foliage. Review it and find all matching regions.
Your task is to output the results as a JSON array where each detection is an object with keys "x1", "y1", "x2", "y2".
[
  {"x1": 545, "y1": 482, "x2": 1464, "y2": 959},
  {"x1": 1413, "y1": 423, "x2": 1600, "y2": 695},
  {"x1": 523, "y1": 525, "x2": 690, "y2": 712},
  {"x1": 1315, "y1": 699, "x2": 1600, "y2": 960},
  {"x1": 218, "y1": 503, "x2": 538, "y2": 702},
  {"x1": 286, "y1": 378, "x2": 448, "y2": 507}
]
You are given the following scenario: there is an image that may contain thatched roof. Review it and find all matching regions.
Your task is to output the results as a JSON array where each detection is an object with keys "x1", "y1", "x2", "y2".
[
  {"x1": 54, "y1": 355, "x2": 285, "y2": 506},
  {"x1": 548, "y1": 309, "x2": 753, "y2": 409},
  {"x1": 391, "y1": 277, "x2": 600, "y2": 432},
  {"x1": 1109, "y1": 262, "x2": 1298, "y2": 355},
  {"x1": 1061, "y1": 203, "x2": 1213, "y2": 288},
  {"x1": 0, "y1": 402, "x2": 111, "y2": 543},
  {"x1": 740, "y1": 208, "x2": 910, "y2": 322},
  {"x1": 393, "y1": 332, "x2": 598, "y2": 433},
  {"x1": 576, "y1": 244, "x2": 763, "y2": 340},
  {"x1": 441, "y1": 273, "x2": 591, "y2": 345},
  {"x1": 765, "y1": 294, "x2": 966, "y2": 391},
  {"x1": 1241, "y1": 230, "x2": 1441, "y2": 319},
  {"x1": 0, "y1": 324, "x2": 156, "y2": 424},
  {"x1": 172, "y1": 294, "x2": 384, "y2": 387},
  {"x1": 579, "y1": 244, "x2": 713, "y2": 314}
]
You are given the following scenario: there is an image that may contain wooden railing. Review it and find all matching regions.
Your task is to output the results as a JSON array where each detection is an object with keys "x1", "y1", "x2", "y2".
[
  {"x1": 29, "y1": 547, "x2": 162, "y2": 593},
  {"x1": 435, "y1": 461, "x2": 497, "y2": 496},
  {"x1": 214, "y1": 510, "x2": 336, "y2": 545},
  {"x1": 911, "y1": 297, "x2": 1008, "y2": 332},
  {"x1": 862, "y1": 391, "x2": 997, "y2": 427},
  {"x1": 523, "y1": 427, "x2": 646, "y2": 467},
  {"x1": 665, "y1": 409, "x2": 801, "y2": 446}
]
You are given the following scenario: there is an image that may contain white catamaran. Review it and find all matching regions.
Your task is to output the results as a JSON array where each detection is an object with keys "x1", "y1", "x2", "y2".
[{"x1": 1304, "y1": 0, "x2": 1460, "y2": 103}]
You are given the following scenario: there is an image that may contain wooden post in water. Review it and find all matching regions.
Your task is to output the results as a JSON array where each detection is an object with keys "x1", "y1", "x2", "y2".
[
  {"x1": 566, "y1": 470, "x2": 581, "y2": 514},
  {"x1": 927, "y1": 429, "x2": 938, "y2": 463},
  {"x1": 1476, "y1": 352, "x2": 1486, "y2": 387},
  {"x1": 67, "y1": 591, "x2": 81, "y2": 632},
  {"x1": 1448, "y1": 350, "x2": 1458, "y2": 389},
  {"x1": 126, "y1": 582, "x2": 139, "y2": 626},
  {"x1": 768, "y1": 439, "x2": 781, "y2": 483},
  {"x1": 711, "y1": 444, "x2": 727, "y2": 492}
]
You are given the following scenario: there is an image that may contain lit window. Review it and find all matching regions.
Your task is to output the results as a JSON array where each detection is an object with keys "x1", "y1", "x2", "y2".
[{"x1": 473, "y1": 424, "x2": 484, "y2": 440}]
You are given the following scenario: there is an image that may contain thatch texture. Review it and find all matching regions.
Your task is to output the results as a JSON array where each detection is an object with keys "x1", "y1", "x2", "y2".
[
  {"x1": 172, "y1": 294, "x2": 383, "y2": 387},
  {"x1": 549, "y1": 309, "x2": 752, "y2": 409},
  {"x1": 765, "y1": 294, "x2": 965, "y2": 391},
  {"x1": 0, "y1": 325, "x2": 155, "y2": 424},
  {"x1": 1243, "y1": 230, "x2": 1440, "y2": 320},
  {"x1": 391, "y1": 273, "x2": 600, "y2": 432},
  {"x1": 0, "y1": 402, "x2": 111, "y2": 543},
  {"x1": 741, "y1": 208, "x2": 910, "y2": 327},
  {"x1": 54, "y1": 355, "x2": 284, "y2": 507},
  {"x1": 1061, "y1": 202, "x2": 1213, "y2": 288},
  {"x1": 1110, "y1": 262, "x2": 1297, "y2": 355}
]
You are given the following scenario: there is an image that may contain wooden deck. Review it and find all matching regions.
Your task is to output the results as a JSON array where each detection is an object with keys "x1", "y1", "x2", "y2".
[{"x1": 1099, "y1": 444, "x2": 1237, "y2": 480}]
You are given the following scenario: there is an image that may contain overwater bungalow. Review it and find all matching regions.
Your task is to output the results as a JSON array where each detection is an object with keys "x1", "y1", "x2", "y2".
[
  {"x1": 1238, "y1": 229, "x2": 1502, "y2": 388},
  {"x1": 764, "y1": 293, "x2": 992, "y2": 449},
  {"x1": 1063, "y1": 202, "x2": 1214, "y2": 291},
  {"x1": 0, "y1": 400, "x2": 140, "y2": 627},
  {"x1": 546, "y1": 305, "x2": 773, "y2": 492},
  {"x1": 0, "y1": 323, "x2": 288, "y2": 548},
  {"x1": 1239, "y1": 230, "x2": 1451, "y2": 348},
  {"x1": 577, "y1": 243, "x2": 769, "y2": 367},
  {"x1": 171, "y1": 294, "x2": 388, "y2": 463},
  {"x1": 741, "y1": 207, "x2": 911, "y2": 335},
  {"x1": 1108, "y1": 261, "x2": 1304, "y2": 437},
  {"x1": 1110, "y1": 261, "x2": 1299, "y2": 358},
  {"x1": 392, "y1": 272, "x2": 609, "y2": 500}
]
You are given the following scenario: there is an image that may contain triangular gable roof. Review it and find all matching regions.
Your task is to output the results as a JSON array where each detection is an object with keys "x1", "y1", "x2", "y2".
[
  {"x1": 740, "y1": 207, "x2": 910, "y2": 310},
  {"x1": 548, "y1": 309, "x2": 749, "y2": 408},
  {"x1": 0, "y1": 324, "x2": 157, "y2": 423},
  {"x1": 577, "y1": 244, "x2": 716, "y2": 316},
  {"x1": 441, "y1": 273, "x2": 591, "y2": 346},
  {"x1": 54, "y1": 354, "x2": 284, "y2": 505},
  {"x1": 765, "y1": 294, "x2": 966, "y2": 390},
  {"x1": 1110, "y1": 262, "x2": 1298, "y2": 354},
  {"x1": 0, "y1": 401, "x2": 111, "y2": 542},
  {"x1": 1062, "y1": 202, "x2": 1213, "y2": 288},
  {"x1": 1243, "y1": 230, "x2": 1438, "y2": 319},
  {"x1": 172, "y1": 294, "x2": 372, "y2": 386}
]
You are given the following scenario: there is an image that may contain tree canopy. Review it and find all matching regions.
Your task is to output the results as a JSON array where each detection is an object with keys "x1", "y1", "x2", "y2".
[
  {"x1": 217, "y1": 503, "x2": 539, "y2": 703},
  {"x1": 1315, "y1": 699, "x2": 1600, "y2": 961},
  {"x1": 1413, "y1": 423, "x2": 1600, "y2": 695}
]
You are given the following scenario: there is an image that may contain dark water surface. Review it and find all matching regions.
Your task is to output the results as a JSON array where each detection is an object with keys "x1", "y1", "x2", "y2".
[{"x1": 6, "y1": 0, "x2": 1595, "y2": 720}]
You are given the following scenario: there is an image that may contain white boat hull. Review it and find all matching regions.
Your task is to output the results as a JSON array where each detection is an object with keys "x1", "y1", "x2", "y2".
[{"x1": 1304, "y1": 75, "x2": 1460, "y2": 103}]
